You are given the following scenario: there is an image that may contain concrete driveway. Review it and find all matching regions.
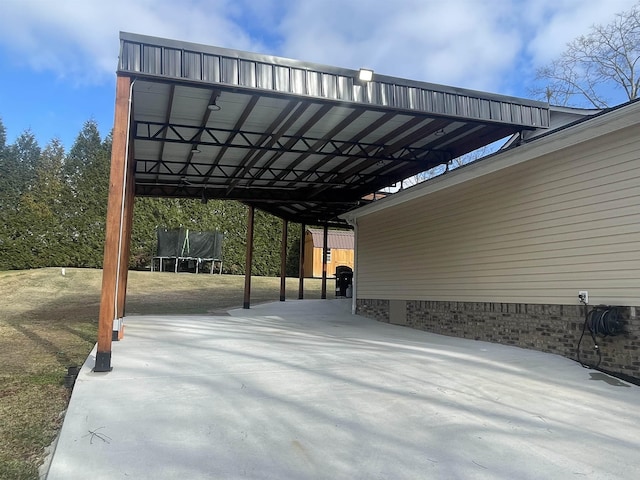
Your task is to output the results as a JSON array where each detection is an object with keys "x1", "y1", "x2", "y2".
[{"x1": 46, "y1": 299, "x2": 640, "y2": 479}]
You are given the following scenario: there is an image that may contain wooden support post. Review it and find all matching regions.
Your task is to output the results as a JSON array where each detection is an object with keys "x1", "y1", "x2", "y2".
[
  {"x1": 298, "y1": 223, "x2": 305, "y2": 299},
  {"x1": 243, "y1": 205, "x2": 255, "y2": 309},
  {"x1": 321, "y1": 225, "x2": 328, "y2": 299},
  {"x1": 96, "y1": 75, "x2": 131, "y2": 372},
  {"x1": 280, "y1": 219, "x2": 288, "y2": 302}
]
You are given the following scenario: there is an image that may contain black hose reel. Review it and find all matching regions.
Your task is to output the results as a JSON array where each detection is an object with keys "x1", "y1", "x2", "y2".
[
  {"x1": 587, "y1": 306, "x2": 623, "y2": 336},
  {"x1": 578, "y1": 305, "x2": 623, "y2": 369}
]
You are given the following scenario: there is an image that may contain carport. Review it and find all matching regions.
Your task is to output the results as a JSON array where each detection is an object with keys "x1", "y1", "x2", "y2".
[{"x1": 97, "y1": 32, "x2": 550, "y2": 371}]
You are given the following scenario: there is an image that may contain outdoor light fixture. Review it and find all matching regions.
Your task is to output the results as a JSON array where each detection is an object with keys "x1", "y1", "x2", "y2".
[
  {"x1": 191, "y1": 145, "x2": 201, "y2": 153},
  {"x1": 207, "y1": 91, "x2": 222, "y2": 112},
  {"x1": 358, "y1": 68, "x2": 374, "y2": 82},
  {"x1": 435, "y1": 128, "x2": 445, "y2": 137}
]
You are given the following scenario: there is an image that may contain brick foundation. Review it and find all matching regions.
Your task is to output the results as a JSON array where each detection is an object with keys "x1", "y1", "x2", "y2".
[
  {"x1": 356, "y1": 298, "x2": 389, "y2": 323},
  {"x1": 356, "y1": 299, "x2": 640, "y2": 382}
]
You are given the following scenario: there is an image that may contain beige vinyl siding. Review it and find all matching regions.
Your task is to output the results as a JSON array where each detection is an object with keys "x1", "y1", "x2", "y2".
[{"x1": 357, "y1": 124, "x2": 640, "y2": 306}]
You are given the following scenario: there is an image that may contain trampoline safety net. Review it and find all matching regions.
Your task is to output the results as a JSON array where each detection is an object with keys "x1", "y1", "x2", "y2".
[{"x1": 156, "y1": 228, "x2": 223, "y2": 259}]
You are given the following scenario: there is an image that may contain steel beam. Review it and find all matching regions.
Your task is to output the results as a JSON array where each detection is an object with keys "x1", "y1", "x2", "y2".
[
  {"x1": 243, "y1": 205, "x2": 255, "y2": 309},
  {"x1": 133, "y1": 120, "x2": 441, "y2": 164},
  {"x1": 298, "y1": 223, "x2": 305, "y2": 299},
  {"x1": 280, "y1": 219, "x2": 288, "y2": 302},
  {"x1": 321, "y1": 225, "x2": 328, "y2": 299}
]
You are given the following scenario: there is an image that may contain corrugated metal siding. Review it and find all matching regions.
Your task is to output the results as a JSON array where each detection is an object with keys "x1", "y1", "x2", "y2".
[
  {"x1": 118, "y1": 33, "x2": 549, "y2": 128},
  {"x1": 357, "y1": 125, "x2": 640, "y2": 306}
]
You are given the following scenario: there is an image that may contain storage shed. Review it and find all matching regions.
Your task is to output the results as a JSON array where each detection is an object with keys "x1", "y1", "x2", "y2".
[
  {"x1": 342, "y1": 100, "x2": 640, "y2": 382},
  {"x1": 304, "y1": 228, "x2": 354, "y2": 278}
]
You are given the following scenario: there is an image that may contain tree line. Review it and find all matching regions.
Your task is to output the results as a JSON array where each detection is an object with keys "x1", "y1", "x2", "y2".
[
  {"x1": 0, "y1": 119, "x2": 301, "y2": 276},
  {"x1": 4, "y1": 3, "x2": 636, "y2": 274}
]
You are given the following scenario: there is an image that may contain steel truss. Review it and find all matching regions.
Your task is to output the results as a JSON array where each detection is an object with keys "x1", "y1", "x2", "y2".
[
  {"x1": 136, "y1": 158, "x2": 395, "y2": 186},
  {"x1": 134, "y1": 120, "x2": 448, "y2": 164}
]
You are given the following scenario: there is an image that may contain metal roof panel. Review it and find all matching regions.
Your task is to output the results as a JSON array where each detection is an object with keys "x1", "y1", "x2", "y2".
[
  {"x1": 123, "y1": 32, "x2": 551, "y2": 226},
  {"x1": 307, "y1": 228, "x2": 354, "y2": 250},
  {"x1": 120, "y1": 32, "x2": 549, "y2": 128}
]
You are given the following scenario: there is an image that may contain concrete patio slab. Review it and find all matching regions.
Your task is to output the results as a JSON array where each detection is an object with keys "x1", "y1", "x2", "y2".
[{"x1": 46, "y1": 299, "x2": 640, "y2": 479}]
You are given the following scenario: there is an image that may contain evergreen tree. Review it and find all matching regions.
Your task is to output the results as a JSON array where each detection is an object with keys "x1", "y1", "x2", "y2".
[
  {"x1": 131, "y1": 197, "x2": 250, "y2": 273},
  {"x1": 216, "y1": 200, "x2": 248, "y2": 274},
  {"x1": 252, "y1": 209, "x2": 284, "y2": 276},
  {"x1": 61, "y1": 121, "x2": 109, "y2": 267},
  {"x1": 286, "y1": 223, "x2": 302, "y2": 277},
  {"x1": 0, "y1": 117, "x2": 6, "y2": 154},
  {"x1": 0, "y1": 118, "x2": 9, "y2": 269},
  {"x1": 4, "y1": 129, "x2": 40, "y2": 200},
  {"x1": 17, "y1": 139, "x2": 67, "y2": 267},
  {"x1": 0, "y1": 116, "x2": 304, "y2": 274},
  {"x1": 0, "y1": 129, "x2": 41, "y2": 269},
  {"x1": 0, "y1": 118, "x2": 8, "y2": 214}
]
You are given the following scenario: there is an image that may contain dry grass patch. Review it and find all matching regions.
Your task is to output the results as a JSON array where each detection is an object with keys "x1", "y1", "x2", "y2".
[{"x1": 0, "y1": 267, "x2": 323, "y2": 479}]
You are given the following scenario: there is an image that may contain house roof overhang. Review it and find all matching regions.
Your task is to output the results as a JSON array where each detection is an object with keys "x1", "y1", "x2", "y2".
[{"x1": 119, "y1": 32, "x2": 550, "y2": 227}]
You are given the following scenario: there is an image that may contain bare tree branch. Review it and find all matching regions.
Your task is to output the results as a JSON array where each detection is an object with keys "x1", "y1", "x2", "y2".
[
  {"x1": 399, "y1": 145, "x2": 494, "y2": 189},
  {"x1": 533, "y1": 2, "x2": 640, "y2": 107}
]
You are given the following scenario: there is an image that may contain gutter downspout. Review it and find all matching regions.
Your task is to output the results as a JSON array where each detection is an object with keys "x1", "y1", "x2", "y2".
[{"x1": 345, "y1": 216, "x2": 358, "y2": 315}]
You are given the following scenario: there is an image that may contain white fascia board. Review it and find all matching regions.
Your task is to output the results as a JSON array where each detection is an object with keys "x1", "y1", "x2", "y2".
[{"x1": 341, "y1": 101, "x2": 640, "y2": 223}]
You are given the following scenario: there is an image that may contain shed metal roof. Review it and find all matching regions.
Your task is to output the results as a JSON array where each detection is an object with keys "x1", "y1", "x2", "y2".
[
  {"x1": 307, "y1": 228, "x2": 354, "y2": 250},
  {"x1": 119, "y1": 32, "x2": 550, "y2": 226}
]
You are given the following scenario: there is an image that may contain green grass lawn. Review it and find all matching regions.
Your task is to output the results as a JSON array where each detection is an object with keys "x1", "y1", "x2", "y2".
[{"x1": 0, "y1": 268, "x2": 323, "y2": 479}]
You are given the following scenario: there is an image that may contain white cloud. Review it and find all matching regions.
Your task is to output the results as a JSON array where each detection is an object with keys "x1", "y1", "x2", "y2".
[
  {"x1": 523, "y1": 0, "x2": 639, "y2": 66},
  {"x1": 274, "y1": 0, "x2": 524, "y2": 92},
  {"x1": 0, "y1": 0, "x2": 637, "y2": 95},
  {"x1": 0, "y1": 0, "x2": 261, "y2": 84}
]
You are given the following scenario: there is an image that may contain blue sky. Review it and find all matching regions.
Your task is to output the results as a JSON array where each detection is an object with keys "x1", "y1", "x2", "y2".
[{"x1": 0, "y1": 0, "x2": 637, "y2": 151}]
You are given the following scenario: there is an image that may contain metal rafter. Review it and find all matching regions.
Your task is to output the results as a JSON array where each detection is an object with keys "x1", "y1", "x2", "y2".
[
  {"x1": 133, "y1": 117, "x2": 443, "y2": 165},
  {"x1": 300, "y1": 115, "x2": 430, "y2": 196},
  {"x1": 201, "y1": 94, "x2": 260, "y2": 182},
  {"x1": 153, "y1": 85, "x2": 175, "y2": 183},
  {"x1": 264, "y1": 108, "x2": 367, "y2": 186},
  {"x1": 135, "y1": 182, "x2": 362, "y2": 204},
  {"x1": 177, "y1": 89, "x2": 222, "y2": 177},
  {"x1": 220, "y1": 99, "x2": 300, "y2": 185},
  {"x1": 244, "y1": 103, "x2": 334, "y2": 188},
  {"x1": 136, "y1": 160, "x2": 392, "y2": 186},
  {"x1": 347, "y1": 123, "x2": 512, "y2": 200},
  {"x1": 280, "y1": 111, "x2": 400, "y2": 189},
  {"x1": 309, "y1": 117, "x2": 454, "y2": 198},
  {"x1": 225, "y1": 100, "x2": 310, "y2": 195}
]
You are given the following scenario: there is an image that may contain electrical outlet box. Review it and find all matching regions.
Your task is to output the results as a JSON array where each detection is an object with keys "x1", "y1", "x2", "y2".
[{"x1": 578, "y1": 291, "x2": 588, "y2": 304}]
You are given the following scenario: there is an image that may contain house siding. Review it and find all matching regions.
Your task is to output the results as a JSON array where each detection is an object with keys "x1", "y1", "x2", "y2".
[
  {"x1": 354, "y1": 119, "x2": 640, "y2": 381},
  {"x1": 357, "y1": 125, "x2": 640, "y2": 306}
]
